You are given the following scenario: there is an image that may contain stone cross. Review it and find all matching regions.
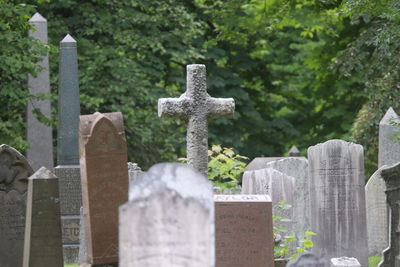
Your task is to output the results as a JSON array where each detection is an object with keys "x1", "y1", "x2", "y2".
[
  {"x1": 158, "y1": 64, "x2": 235, "y2": 176},
  {"x1": 26, "y1": 13, "x2": 54, "y2": 171}
]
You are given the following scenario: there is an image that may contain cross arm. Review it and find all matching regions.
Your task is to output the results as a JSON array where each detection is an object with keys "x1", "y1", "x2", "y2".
[
  {"x1": 207, "y1": 97, "x2": 235, "y2": 119},
  {"x1": 158, "y1": 96, "x2": 190, "y2": 119}
]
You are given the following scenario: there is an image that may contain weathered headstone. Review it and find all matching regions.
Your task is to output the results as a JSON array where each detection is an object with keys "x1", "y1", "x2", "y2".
[
  {"x1": 366, "y1": 166, "x2": 388, "y2": 256},
  {"x1": 378, "y1": 162, "x2": 400, "y2": 267},
  {"x1": 54, "y1": 34, "x2": 82, "y2": 263},
  {"x1": 378, "y1": 107, "x2": 400, "y2": 167},
  {"x1": 266, "y1": 157, "x2": 310, "y2": 245},
  {"x1": 245, "y1": 146, "x2": 305, "y2": 171},
  {"x1": 26, "y1": 13, "x2": 53, "y2": 171},
  {"x1": 242, "y1": 167, "x2": 294, "y2": 214},
  {"x1": 0, "y1": 144, "x2": 33, "y2": 267},
  {"x1": 127, "y1": 162, "x2": 142, "y2": 185},
  {"x1": 23, "y1": 167, "x2": 63, "y2": 267},
  {"x1": 366, "y1": 107, "x2": 400, "y2": 256},
  {"x1": 330, "y1": 257, "x2": 361, "y2": 267},
  {"x1": 287, "y1": 253, "x2": 329, "y2": 267},
  {"x1": 120, "y1": 163, "x2": 214, "y2": 267},
  {"x1": 158, "y1": 64, "x2": 235, "y2": 177},
  {"x1": 214, "y1": 194, "x2": 274, "y2": 267},
  {"x1": 308, "y1": 140, "x2": 368, "y2": 266},
  {"x1": 80, "y1": 112, "x2": 129, "y2": 265}
]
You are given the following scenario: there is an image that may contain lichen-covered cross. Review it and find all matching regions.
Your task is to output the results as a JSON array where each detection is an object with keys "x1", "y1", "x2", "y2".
[{"x1": 158, "y1": 64, "x2": 235, "y2": 177}]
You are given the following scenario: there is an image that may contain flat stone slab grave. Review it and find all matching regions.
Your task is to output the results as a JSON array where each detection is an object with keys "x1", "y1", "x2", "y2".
[{"x1": 214, "y1": 194, "x2": 274, "y2": 267}]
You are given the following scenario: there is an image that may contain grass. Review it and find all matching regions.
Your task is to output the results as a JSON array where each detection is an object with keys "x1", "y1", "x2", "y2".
[
  {"x1": 64, "y1": 265, "x2": 78, "y2": 267},
  {"x1": 369, "y1": 255, "x2": 382, "y2": 267}
]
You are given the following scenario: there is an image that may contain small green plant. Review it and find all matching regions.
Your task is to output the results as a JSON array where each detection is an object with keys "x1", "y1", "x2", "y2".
[
  {"x1": 179, "y1": 144, "x2": 248, "y2": 192},
  {"x1": 273, "y1": 201, "x2": 316, "y2": 260}
]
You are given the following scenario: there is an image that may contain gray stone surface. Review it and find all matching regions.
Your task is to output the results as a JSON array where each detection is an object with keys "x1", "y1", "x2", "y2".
[
  {"x1": 121, "y1": 163, "x2": 214, "y2": 267},
  {"x1": 366, "y1": 166, "x2": 388, "y2": 256},
  {"x1": 266, "y1": 157, "x2": 310, "y2": 244},
  {"x1": 158, "y1": 64, "x2": 235, "y2": 177},
  {"x1": 58, "y1": 34, "x2": 80, "y2": 165},
  {"x1": 330, "y1": 257, "x2": 361, "y2": 267},
  {"x1": 56, "y1": 33, "x2": 81, "y2": 264},
  {"x1": 379, "y1": 107, "x2": 400, "y2": 167},
  {"x1": 242, "y1": 168, "x2": 294, "y2": 225},
  {"x1": 23, "y1": 167, "x2": 63, "y2": 267},
  {"x1": 78, "y1": 206, "x2": 88, "y2": 265},
  {"x1": 127, "y1": 162, "x2": 141, "y2": 185},
  {"x1": 287, "y1": 253, "x2": 329, "y2": 267},
  {"x1": 245, "y1": 154, "x2": 307, "y2": 172},
  {"x1": 0, "y1": 144, "x2": 33, "y2": 267},
  {"x1": 54, "y1": 165, "x2": 81, "y2": 264},
  {"x1": 378, "y1": 162, "x2": 400, "y2": 267},
  {"x1": 26, "y1": 13, "x2": 53, "y2": 171},
  {"x1": 308, "y1": 140, "x2": 368, "y2": 266}
]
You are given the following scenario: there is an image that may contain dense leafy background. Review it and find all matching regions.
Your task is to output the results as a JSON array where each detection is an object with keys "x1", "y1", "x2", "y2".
[{"x1": 2, "y1": 0, "x2": 400, "y2": 177}]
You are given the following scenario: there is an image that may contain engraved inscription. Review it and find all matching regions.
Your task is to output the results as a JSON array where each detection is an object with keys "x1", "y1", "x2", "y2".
[
  {"x1": 56, "y1": 167, "x2": 81, "y2": 215},
  {"x1": 215, "y1": 201, "x2": 274, "y2": 267}
]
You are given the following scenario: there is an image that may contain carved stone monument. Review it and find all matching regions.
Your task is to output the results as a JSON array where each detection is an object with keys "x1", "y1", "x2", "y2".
[
  {"x1": 23, "y1": 167, "x2": 63, "y2": 267},
  {"x1": 0, "y1": 144, "x2": 33, "y2": 267},
  {"x1": 366, "y1": 166, "x2": 388, "y2": 256},
  {"x1": 378, "y1": 162, "x2": 400, "y2": 267},
  {"x1": 26, "y1": 13, "x2": 53, "y2": 171},
  {"x1": 266, "y1": 157, "x2": 310, "y2": 246},
  {"x1": 54, "y1": 34, "x2": 82, "y2": 263},
  {"x1": 378, "y1": 107, "x2": 400, "y2": 167},
  {"x1": 242, "y1": 167, "x2": 294, "y2": 214},
  {"x1": 79, "y1": 112, "x2": 129, "y2": 265},
  {"x1": 127, "y1": 162, "x2": 142, "y2": 185},
  {"x1": 120, "y1": 163, "x2": 214, "y2": 267},
  {"x1": 366, "y1": 107, "x2": 400, "y2": 256},
  {"x1": 158, "y1": 64, "x2": 235, "y2": 177},
  {"x1": 214, "y1": 194, "x2": 274, "y2": 267},
  {"x1": 308, "y1": 140, "x2": 368, "y2": 266}
]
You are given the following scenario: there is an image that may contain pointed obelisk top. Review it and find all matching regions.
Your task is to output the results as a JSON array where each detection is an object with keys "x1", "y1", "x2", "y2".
[
  {"x1": 61, "y1": 34, "x2": 76, "y2": 44},
  {"x1": 288, "y1": 145, "x2": 300, "y2": 157},
  {"x1": 380, "y1": 107, "x2": 399, "y2": 125},
  {"x1": 29, "y1": 12, "x2": 46, "y2": 23}
]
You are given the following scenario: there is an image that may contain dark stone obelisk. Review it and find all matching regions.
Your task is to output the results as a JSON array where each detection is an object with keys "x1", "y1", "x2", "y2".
[{"x1": 54, "y1": 34, "x2": 82, "y2": 264}]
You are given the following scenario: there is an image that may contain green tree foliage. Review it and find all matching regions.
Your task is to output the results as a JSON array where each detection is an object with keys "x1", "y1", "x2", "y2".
[
  {"x1": 0, "y1": 0, "x2": 45, "y2": 150},
  {"x1": 2, "y1": 0, "x2": 398, "y2": 175}
]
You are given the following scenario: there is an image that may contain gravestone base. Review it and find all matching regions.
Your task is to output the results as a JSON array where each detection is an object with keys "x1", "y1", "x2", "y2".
[
  {"x1": 64, "y1": 245, "x2": 79, "y2": 264},
  {"x1": 54, "y1": 165, "x2": 82, "y2": 264},
  {"x1": 80, "y1": 263, "x2": 118, "y2": 267}
]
